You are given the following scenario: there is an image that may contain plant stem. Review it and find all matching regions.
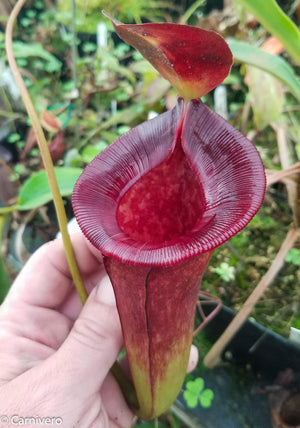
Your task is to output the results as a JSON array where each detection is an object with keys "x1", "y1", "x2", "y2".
[
  {"x1": 273, "y1": 122, "x2": 300, "y2": 227},
  {"x1": 5, "y1": 1, "x2": 139, "y2": 411},
  {"x1": 5, "y1": 0, "x2": 88, "y2": 304},
  {"x1": 203, "y1": 227, "x2": 300, "y2": 368},
  {"x1": 170, "y1": 403, "x2": 204, "y2": 428},
  {"x1": 181, "y1": 0, "x2": 205, "y2": 24},
  {"x1": 265, "y1": 162, "x2": 300, "y2": 187}
]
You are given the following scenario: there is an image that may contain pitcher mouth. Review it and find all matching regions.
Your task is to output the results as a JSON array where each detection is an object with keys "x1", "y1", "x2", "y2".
[{"x1": 73, "y1": 99, "x2": 265, "y2": 266}]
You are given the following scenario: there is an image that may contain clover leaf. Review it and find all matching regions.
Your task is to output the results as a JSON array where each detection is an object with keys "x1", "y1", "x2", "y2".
[
  {"x1": 285, "y1": 248, "x2": 300, "y2": 266},
  {"x1": 215, "y1": 262, "x2": 235, "y2": 282},
  {"x1": 199, "y1": 388, "x2": 215, "y2": 408},
  {"x1": 183, "y1": 377, "x2": 214, "y2": 409}
]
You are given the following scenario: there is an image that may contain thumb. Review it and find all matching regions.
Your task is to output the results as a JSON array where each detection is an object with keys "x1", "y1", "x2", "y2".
[{"x1": 56, "y1": 276, "x2": 123, "y2": 392}]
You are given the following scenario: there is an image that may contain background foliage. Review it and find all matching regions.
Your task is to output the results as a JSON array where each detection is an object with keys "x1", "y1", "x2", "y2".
[{"x1": 0, "y1": 0, "x2": 300, "y2": 426}]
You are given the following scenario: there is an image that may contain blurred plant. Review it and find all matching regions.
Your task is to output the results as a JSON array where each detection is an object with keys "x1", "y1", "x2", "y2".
[
  {"x1": 5, "y1": 0, "x2": 88, "y2": 302},
  {"x1": 56, "y1": 0, "x2": 178, "y2": 32},
  {"x1": 0, "y1": 215, "x2": 10, "y2": 303},
  {"x1": 0, "y1": 167, "x2": 82, "y2": 214},
  {"x1": 233, "y1": 0, "x2": 300, "y2": 66},
  {"x1": 215, "y1": 262, "x2": 235, "y2": 282},
  {"x1": 1, "y1": 0, "x2": 168, "y2": 194},
  {"x1": 203, "y1": 0, "x2": 300, "y2": 368},
  {"x1": 285, "y1": 248, "x2": 300, "y2": 266}
]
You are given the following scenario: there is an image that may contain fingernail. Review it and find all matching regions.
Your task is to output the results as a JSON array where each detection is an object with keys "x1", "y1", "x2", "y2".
[{"x1": 131, "y1": 415, "x2": 138, "y2": 425}]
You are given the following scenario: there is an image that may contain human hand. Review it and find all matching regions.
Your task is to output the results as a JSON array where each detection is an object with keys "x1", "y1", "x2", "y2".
[
  {"x1": 0, "y1": 232, "x2": 198, "y2": 427},
  {"x1": 0, "y1": 233, "x2": 133, "y2": 427}
]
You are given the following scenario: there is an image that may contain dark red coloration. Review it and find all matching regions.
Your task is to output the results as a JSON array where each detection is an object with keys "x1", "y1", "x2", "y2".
[
  {"x1": 49, "y1": 130, "x2": 65, "y2": 163},
  {"x1": 73, "y1": 98, "x2": 265, "y2": 266},
  {"x1": 117, "y1": 142, "x2": 206, "y2": 243},
  {"x1": 73, "y1": 95, "x2": 265, "y2": 419},
  {"x1": 107, "y1": 16, "x2": 233, "y2": 100},
  {"x1": 104, "y1": 249, "x2": 213, "y2": 418}
]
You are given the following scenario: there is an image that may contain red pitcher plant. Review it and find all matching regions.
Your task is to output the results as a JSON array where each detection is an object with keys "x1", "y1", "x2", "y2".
[{"x1": 72, "y1": 15, "x2": 266, "y2": 420}]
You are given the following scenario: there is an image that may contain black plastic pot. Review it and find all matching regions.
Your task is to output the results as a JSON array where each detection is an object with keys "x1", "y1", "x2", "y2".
[
  {"x1": 175, "y1": 304, "x2": 300, "y2": 428},
  {"x1": 202, "y1": 303, "x2": 300, "y2": 375}
]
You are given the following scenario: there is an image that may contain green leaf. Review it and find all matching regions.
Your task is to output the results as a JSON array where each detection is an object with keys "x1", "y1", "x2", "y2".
[
  {"x1": 0, "y1": 216, "x2": 11, "y2": 303},
  {"x1": 114, "y1": 42, "x2": 130, "y2": 58},
  {"x1": 0, "y1": 167, "x2": 82, "y2": 213},
  {"x1": 199, "y1": 388, "x2": 214, "y2": 408},
  {"x1": 246, "y1": 66, "x2": 284, "y2": 130},
  {"x1": 0, "y1": 255, "x2": 10, "y2": 303},
  {"x1": 233, "y1": 0, "x2": 300, "y2": 65},
  {"x1": 215, "y1": 262, "x2": 235, "y2": 282},
  {"x1": 12, "y1": 41, "x2": 62, "y2": 72},
  {"x1": 82, "y1": 42, "x2": 97, "y2": 53},
  {"x1": 184, "y1": 378, "x2": 205, "y2": 408},
  {"x1": 8, "y1": 133, "x2": 21, "y2": 143},
  {"x1": 20, "y1": 17, "x2": 31, "y2": 27},
  {"x1": 227, "y1": 39, "x2": 300, "y2": 101},
  {"x1": 186, "y1": 377, "x2": 205, "y2": 394},
  {"x1": 81, "y1": 142, "x2": 107, "y2": 163},
  {"x1": 117, "y1": 125, "x2": 131, "y2": 136},
  {"x1": 34, "y1": 1, "x2": 44, "y2": 9},
  {"x1": 294, "y1": 315, "x2": 300, "y2": 330},
  {"x1": 132, "y1": 423, "x2": 169, "y2": 428},
  {"x1": 285, "y1": 248, "x2": 300, "y2": 266},
  {"x1": 133, "y1": 424, "x2": 169, "y2": 428},
  {"x1": 26, "y1": 9, "x2": 37, "y2": 18},
  {"x1": 183, "y1": 378, "x2": 214, "y2": 409},
  {"x1": 18, "y1": 167, "x2": 82, "y2": 210},
  {"x1": 183, "y1": 390, "x2": 199, "y2": 408}
]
